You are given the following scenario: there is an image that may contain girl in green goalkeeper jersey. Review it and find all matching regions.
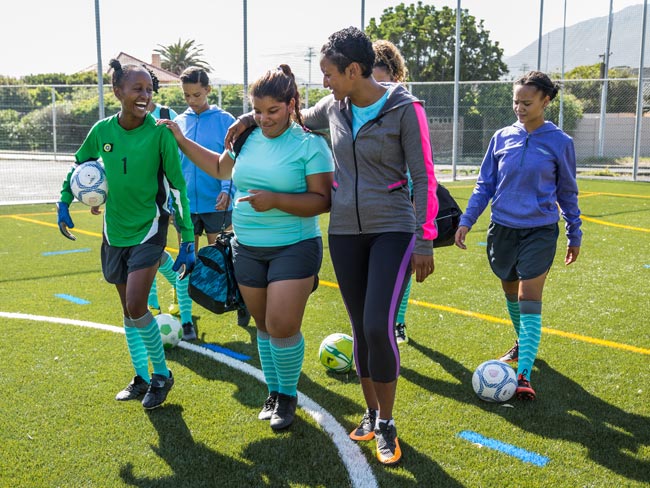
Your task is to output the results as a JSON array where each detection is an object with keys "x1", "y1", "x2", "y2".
[{"x1": 56, "y1": 59, "x2": 196, "y2": 410}]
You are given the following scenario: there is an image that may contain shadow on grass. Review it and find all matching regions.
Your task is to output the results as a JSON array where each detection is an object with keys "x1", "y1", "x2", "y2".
[{"x1": 403, "y1": 338, "x2": 650, "y2": 482}]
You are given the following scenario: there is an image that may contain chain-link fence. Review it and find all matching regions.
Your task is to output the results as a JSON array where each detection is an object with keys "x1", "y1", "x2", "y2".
[{"x1": 1, "y1": 78, "x2": 648, "y2": 204}]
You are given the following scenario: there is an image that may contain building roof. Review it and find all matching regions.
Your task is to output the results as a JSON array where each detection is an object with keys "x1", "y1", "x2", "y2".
[{"x1": 78, "y1": 52, "x2": 180, "y2": 85}]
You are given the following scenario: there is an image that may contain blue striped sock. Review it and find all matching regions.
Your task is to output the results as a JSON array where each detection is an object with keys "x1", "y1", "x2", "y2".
[
  {"x1": 517, "y1": 310, "x2": 542, "y2": 381},
  {"x1": 134, "y1": 313, "x2": 169, "y2": 378},
  {"x1": 396, "y1": 277, "x2": 412, "y2": 324},
  {"x1": 176, "y1": 274, "x2": 192, "y2": 324},
  {"x1": 123, "y1": 318, "x2": 150, "y2": 382},
  {"x1": 257, "y1": 331, "x2": 279, "y2": 395},
  {"x1": 505, "y1": 294, "x2": 520, "y2": 337},
  {"x1": 270, "y1": 333, "x2": 305, "y2": 397},
  {"x1": 157, "y1": 251, "x2": 177, "y2": 286},
  {"x1": 148, "y1": 277, "x2": 159, "y2": 310}
]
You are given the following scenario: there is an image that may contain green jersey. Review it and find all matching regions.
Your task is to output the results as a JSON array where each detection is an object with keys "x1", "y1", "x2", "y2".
[{"x1": 61, "y1": 113, "x2": 194, "y2": 246}]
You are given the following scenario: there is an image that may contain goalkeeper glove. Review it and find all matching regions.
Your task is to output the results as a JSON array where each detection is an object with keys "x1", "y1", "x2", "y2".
[
  {"x1": 173, "y1": 242, "x2": 196, "y2": 280},
  {"x1": 57, "y1": 202, "x2": 76, "y2": 241}
]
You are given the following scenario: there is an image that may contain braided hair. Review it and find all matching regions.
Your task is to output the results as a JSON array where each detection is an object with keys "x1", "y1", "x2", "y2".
[
  {"x1": 515, "y1": 71, "x2": 560, "y2": 101},
  {"x1": 108, "y1": 58, "x2": 157, "y2": 92},
  {"x1": 249, "y1": 64, "x2": 304, "y2": 128}
]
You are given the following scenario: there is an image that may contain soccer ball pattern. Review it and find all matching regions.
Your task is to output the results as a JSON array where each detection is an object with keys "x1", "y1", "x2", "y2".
[
  {"x1": 70, "y1": 160, "x2": 108, "y2": 206},
  {"x1": 157, "y1": 313, "x2": 182, "y2": 350},
  {"x1": 319, "y1": 333, "x2": 354, "y2": 373},
  {"x1": 472, "y1": 359, "x2": 517, "y2": 402}
]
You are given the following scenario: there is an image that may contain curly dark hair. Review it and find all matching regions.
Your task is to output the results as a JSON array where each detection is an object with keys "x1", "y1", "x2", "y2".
[
  {"x1": 515, "y1": 71, "x2": 560, "y2": 101},
  {"x1": 108, "y1": 58, "x2": 157, "y2": 92},
  {"x1": 320, "y1": 26, "x2": 374, "y2": 77}
]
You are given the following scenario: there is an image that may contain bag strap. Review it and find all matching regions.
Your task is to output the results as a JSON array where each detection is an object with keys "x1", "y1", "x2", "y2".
[{"x1": 159, "y1": 106, "x2": 171, "y2": 120}]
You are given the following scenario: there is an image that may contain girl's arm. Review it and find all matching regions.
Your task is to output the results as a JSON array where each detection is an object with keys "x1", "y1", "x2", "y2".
[{"x1": 157, "y1": 119, "x2": 234, "y2": 180}]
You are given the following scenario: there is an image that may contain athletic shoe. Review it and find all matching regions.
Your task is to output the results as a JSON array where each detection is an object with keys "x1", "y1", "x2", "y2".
[
  {"x1": 349, "y1": 408, "x2": 377, "y2": 441},
  {"x1": 270, "y1": 393, "x2": 298, "y2": 430},
  {"x1": 168, "y1": 289, "x2": 179, "y2": 316},
  {"x1": 516, "y1": 374, "x2": 536, "y2": 401},
  {"x1": 237, "y1": 307, "x2": 251, "y2": 327},
  {"x1": 395, "y1": 323, "x2": 408, "y2": 344},
  {"x1": 115, "y1": 375, "x2": 149, "y2": 401},
  {"x1": 258, "y1": 392, "x2": 278, "y2": 420},
  {"x1": 147, "y1": 305, "x2": 161, "y2": 316},
  {"x1": 498, "y1": 340, "x2": 519, "y2": 363},
  {"x1": 142, "y1": 371, "x2": 174, "y2": 410},
  {"x1": 182, "y1": 322, "x2": 197, "y2": 341},
  {"x1": 375, "y1": 421, "x2": 402, "y2": 466}
]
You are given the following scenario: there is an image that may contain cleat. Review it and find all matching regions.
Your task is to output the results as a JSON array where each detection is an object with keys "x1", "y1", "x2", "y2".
[
  {"x1": 498, "y1": 340, "x2": 519, "y2": 363},
  {"x1": 115, "y1": 375, "x2": 149, "y2": 401},
  {"x1": 168, "y1": 289, "x2": 179, "y2": 316},
  {"x1": 349, "y1": 408, "x2": 377, "y2": 441},
  {"x1": 148, "y1": 306, "x2": 161, "y2": 316},
  {"x1": 142, "y1": 371, "x2": 174, "y2": 409},
  {"x1": 270, "y1": 393, "x2": 298, "y2": 430},
  {"x1": 516, "y1": 374, "x2": 536, "y2": 401},
  {"x1": 395, "y1": 323, "x2": 408, "y2": 344},
  {"x1": 182, "y1": 322, "x2": 197, "y2": 341},
  {"x1": 258, "y1": 392, "x2": 278, "y2": 420},
  {"x1": 237, "y1": 307, "x2": 251, "y2": 327},
  {"x1": 375, "y1": 421, "x2": 402, "y2": 466}
]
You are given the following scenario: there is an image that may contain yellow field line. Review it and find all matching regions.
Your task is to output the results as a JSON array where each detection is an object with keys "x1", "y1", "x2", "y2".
[
  {"x1": 579, "y1": 191, "x2": 650, "y2": 199},
  {"x1": 581, "y1": 215, "x2": 650, "y2": 232},
  {"x1": 320, "y1": 280, "x2": 650, "y2": 356},
  {"x1": 6, "y1": 212, "x2": 650, "y2": 356}
]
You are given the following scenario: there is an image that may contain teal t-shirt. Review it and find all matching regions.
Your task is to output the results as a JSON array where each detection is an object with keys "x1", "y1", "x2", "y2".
[
  {"x1": 351, "y1": 88, "x2": 390, "y2": 138},
  {"x1": 232, "y1": 122, "x2": 334, "y2": 247}
]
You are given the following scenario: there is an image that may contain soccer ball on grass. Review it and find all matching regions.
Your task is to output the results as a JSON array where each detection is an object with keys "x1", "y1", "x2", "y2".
[
  {"x1": 319, "y1": 333, "x2": 354, "y2": 373},
  {"x1": 157, "y1": 313, "x2": 182, "y2": 350},
  {"x1": 70, "y1": 160, "x2": 107, "y2": 206},
  {"x1": 472, "y1": 359, "x2": 517, "y2": 402}
]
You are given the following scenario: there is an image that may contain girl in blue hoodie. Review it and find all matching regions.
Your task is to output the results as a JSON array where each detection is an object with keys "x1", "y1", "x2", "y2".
[{"x1": 455, "y1": 71, "x2": 582, "y2": 401}]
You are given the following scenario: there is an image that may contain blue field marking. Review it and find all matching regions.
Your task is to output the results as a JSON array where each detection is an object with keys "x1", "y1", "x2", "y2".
[
  {"x1": 478, "y1": 241, "x2": 487, "y2": 246},
  {"x1": 42, "y1": 248, "x2": 92, "y2": 256},
  {"x1": 458, "y1": 430, "x2": 550, "y2": 467},
  {"x1": 55, "y1": 294, "x2": 90, "y2": 305},
  {"x1": 644, "y1": 264, "x2": 650, "y2": 268},
  {"x1": 201, "y1": 343, "x2": 251, "y2": 361}
]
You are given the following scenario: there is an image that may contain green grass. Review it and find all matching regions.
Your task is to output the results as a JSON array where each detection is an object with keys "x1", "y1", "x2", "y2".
[{"x1": 1, "y1": 178, "x2": 649, "y2": 487}]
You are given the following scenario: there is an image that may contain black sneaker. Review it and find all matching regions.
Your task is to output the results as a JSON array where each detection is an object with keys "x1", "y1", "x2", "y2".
[
  {"x1": 258, "y1": 392, "x2": 278, "y2": 420},
  {"x1": 349, "y1": 408, "x2": 377, "y2": 441},
  {"x1": 270, "y1": 393, "x2": 298, "y2": 430},
  {"x1": 237, "y1": 307, "x2": 251, "y2": 327},
  {"x1": 395, "y1": 323, "x2": 408, "y2": 344},
  {"x1": 516, "y1": 374, "x2": 536, "y2": 401},
  {"x1": 375, "y1": 421, "x2": 402, "y2": 466},
  {"x1": 182, "y1": 322, "x2": 197, "y2": 341},
  {"x1": 115, "y1": 375, "x2": 149, "y2": 401},
  {"x1": 142, "y1": 371, "x2": 174, "y2": 410},
  {"x1": 498, "y1": 340, "x2": 519, "y2": 363}
]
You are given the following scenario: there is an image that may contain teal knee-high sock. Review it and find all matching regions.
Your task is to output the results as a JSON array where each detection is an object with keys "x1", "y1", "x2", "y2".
[
  {"x1": 148, "y1": 277, "x2": 159, "y2": 309},
  {"x1": 517, "y1": 301, "x2": 542, "y2": 381},
  {"x1": 270, "y1": 332, "x2": 305, "y2": 397},
  {"x1": 396, "y1": 277, "x2": 412, "y2": 324},
  {"x1": 505, "y1": 293, "x2": 520, "y2": 337},
  {"x1": 257, "y1": 330, "x2": 279, "y2": 395},
  {"x1": 157, "y1": 251, "x2": 177, "y2": 286},
  {"x1": 123, "y1": 317, "x2": 151, "y2": 382},
  {"x1": 176, "y1": 274, "x2": 192, "y2": 324},
  {"x1": 133, "y1": 312, "x2": 169, "y2": 378}
]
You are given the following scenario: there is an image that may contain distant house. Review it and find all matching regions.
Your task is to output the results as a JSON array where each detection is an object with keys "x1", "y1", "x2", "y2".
[{"x1": 79, "y1": 52, "x2": 180, "y2": 85}]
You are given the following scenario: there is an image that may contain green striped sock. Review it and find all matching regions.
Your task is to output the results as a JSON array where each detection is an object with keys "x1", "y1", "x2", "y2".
[
  {"x1": 517, "y1": 301, "x2": 542, "y2": 381},
  {"x1": 396, "y1": 277, "x2": 412, "y2": 324},
  {"x1": 270, "y1": 333, "x2": 305, "y2": 397},
  {"x1": 176, "y1": 274, "x2": 192, "y2": 324},
  {"x1": 505, "y1": 294, "x2": 520, "y2": 337},
  {"x1": 134, "y1": 313, "x2": 169, "y2": 378},
  {"x1": 123, "y1": 317, "x2": 150, "y2": 382},
  {"x1": 257, "y1": 330, "x2": 279, "y2": 395}
]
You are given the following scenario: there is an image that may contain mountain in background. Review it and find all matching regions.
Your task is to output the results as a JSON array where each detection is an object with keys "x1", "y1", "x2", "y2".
[{"x1": 504, "y1": 3, "x2": 649, "y2": 77}]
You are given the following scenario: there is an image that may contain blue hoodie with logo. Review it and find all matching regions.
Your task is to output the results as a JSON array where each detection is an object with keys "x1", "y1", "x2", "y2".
[
  {"x1": 459, "y1": 121, "x2": 582, "y2": 247},
  {"x1": 176, "y1": 105, "x2": 236, "y2": 214}
]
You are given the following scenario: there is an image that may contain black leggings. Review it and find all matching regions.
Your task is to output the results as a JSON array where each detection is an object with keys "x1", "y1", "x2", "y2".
[{"x1": 328, "y1": 232, "x2": 414, "y2": 382}]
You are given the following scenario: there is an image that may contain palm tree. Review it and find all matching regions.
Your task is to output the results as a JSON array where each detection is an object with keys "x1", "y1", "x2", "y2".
[{"x1": 154, "y1": 39, "x2": 212, "y2": 75}]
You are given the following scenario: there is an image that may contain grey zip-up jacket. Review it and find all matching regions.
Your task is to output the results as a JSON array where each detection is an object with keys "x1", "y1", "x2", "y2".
[{"x1": 303, "y1": 84, "x2": 438, "y2": 255}]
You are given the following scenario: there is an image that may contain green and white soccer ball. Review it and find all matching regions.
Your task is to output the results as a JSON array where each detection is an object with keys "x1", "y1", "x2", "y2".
[
  {"x1": 319, "y1": 332, "x2": 354, "y2": 373},
  {"x1": 157, "y1": 313, "x2": 182, "y2": 350}
]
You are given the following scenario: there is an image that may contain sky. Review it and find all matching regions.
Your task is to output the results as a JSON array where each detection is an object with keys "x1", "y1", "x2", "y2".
[{"x1": 1, "y1": 0, "x2": 644, "y2": 83}]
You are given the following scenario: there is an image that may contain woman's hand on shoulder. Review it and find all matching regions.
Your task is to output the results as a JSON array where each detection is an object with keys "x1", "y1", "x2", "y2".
[
  {"x1": 224, "y1": 119, "x2": 247, "y2": 151},
  {"x1": 157, "y1": 119, "x2": 184, "y2": 143},
  {"x1": 412, "y1": 253, "x2": 434, "y2": 283}
]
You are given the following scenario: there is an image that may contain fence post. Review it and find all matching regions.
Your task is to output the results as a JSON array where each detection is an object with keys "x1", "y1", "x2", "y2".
[
  {"x1": 51, "y1": 87, "x2": 57, "y2": 161},
  {"x1": 633, "y1": 0, "x2": 648, "y2": 181}
]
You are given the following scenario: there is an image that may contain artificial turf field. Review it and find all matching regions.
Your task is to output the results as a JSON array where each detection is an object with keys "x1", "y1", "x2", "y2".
[{"x1": 0, "y1": 178, "x2": 648, "y2": 487}]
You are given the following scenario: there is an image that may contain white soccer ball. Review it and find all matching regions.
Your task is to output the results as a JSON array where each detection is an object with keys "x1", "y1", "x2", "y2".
[
  {"x1": 319, "y1": 333, "x2": 354, "y2": 373},
  {"x1": 472, "y1": 359, "x2": 517, "y2": 403},
  {"x1": 70, "y1": 160, "x2": 107, "y2": 206},
  {"x1": 157, "y1": 313, "x2": 182, "y2": 350}
]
